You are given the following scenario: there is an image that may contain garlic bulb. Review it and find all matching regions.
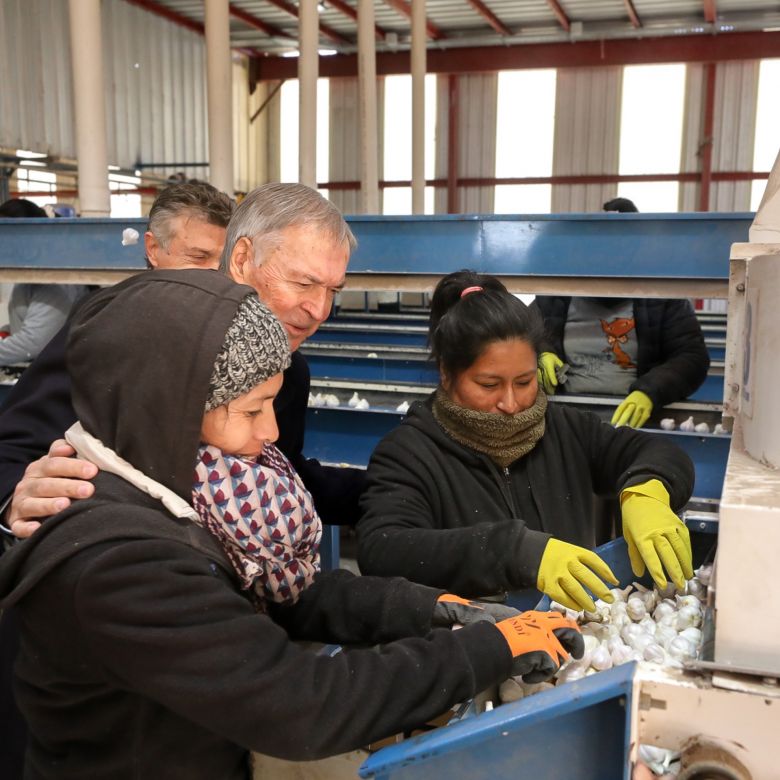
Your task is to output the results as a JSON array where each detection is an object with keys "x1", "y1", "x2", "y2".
[
  {"x1": 679, "y1": 416, "x2": 695, "y2": 432},
  {"x1": 667, "y1": 635, "x2": 697, "y2": 661},
  {"x1": 686, "y1": 578, "x2": 707, "y2": 600},
  {"x1": 638, "y1": 615, "x2": 657, "y2": 637},
  {"x1": 626, "y1": 597, "x2": 647, "y2": 621},
  {"x1": 695, "y1": 565, "x2": 712, "y2": 587},
  {"x1": 643, "y1": 643, "x2": 666, "y2": 665},
  {"x1": 675, "y1": 594, "x2": 702, "y2": 611},
  {"x1": 608, "y1": 586, "x2": 632, "y2": 603},
  {"x1": 348, "y1": 392, "x2": 361, "y2": 407},
  {"x1": 628, "y1": 632, "x2": 655, "y2": 654},
  {"x1": 653, "y1": 600, "x2": 676, "y2": 622},
  {"x1": 694, "y1": 422, "x2": 710, "y2": 434},
  {"x1": 659, "y1": 418, "x2": 676, "y2": 431},
  {"x1": 611, "y1": 644, "x2": 634, "y2": 666},
  {"x1": 621, "y1": 623, "x2": 644, "y2": 645},
  {"x1": 590, "y1": 644, "x2": 613, "y2": 671},
  {"x1": 557, "y1": 662, "x2": 588, "y2": 683},
  {"x1": 679, "y1": 627, "x2": 702, "y2": 646},
  {"x1": 674, "y1": 605, "x2": 702, "y2": 631},
  {"x1": 654, "y1": 624, "x2": 678, "y2": 649}
]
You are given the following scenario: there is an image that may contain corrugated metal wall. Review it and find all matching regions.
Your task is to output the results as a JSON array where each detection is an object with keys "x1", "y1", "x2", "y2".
[
  {"x1": 680, "y1": 61, "x2": 760, "y2": 211},
  {"x1": 552, "y1": 67, "x2": 623, "y2": 213},
  {"x1": 1, "y1": 0, "x2": 211, "y2": 177},
  {"x1": 434, "y1": 74, "x2": 498, "y2": 214}
]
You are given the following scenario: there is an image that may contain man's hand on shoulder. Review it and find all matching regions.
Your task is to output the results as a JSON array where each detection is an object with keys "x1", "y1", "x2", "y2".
[{"x1": 7, "y1": 439, "x2": 98, "y2": 539}]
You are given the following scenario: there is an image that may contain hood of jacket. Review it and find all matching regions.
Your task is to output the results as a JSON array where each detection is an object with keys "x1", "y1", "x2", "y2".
[{"x1": 66, "y1": 269, "x2": 258, "y2": 501}]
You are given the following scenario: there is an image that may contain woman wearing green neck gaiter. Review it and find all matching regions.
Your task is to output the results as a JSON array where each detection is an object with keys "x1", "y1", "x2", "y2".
[{"x1": 358, "y1": 270, "x2": 695, "y2": 613}]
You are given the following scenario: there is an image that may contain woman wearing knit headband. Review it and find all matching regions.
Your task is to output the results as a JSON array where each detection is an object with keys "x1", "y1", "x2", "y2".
[
  {"x1": 358, "y1": 269, "x2": 695, "y2": 613},
  {"x1": 0, "y1": 269, "x2": 582, "y2": 777}
]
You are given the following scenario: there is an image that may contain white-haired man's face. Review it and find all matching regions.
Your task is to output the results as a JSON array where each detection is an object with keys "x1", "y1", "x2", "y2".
[{"x1": 229, "y1": 223, "x2": 349, "y2": 351}]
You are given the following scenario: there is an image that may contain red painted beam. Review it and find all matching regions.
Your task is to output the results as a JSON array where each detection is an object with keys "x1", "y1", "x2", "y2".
[
  {"x1": 326, "y1": 0, "x2": 387, "y2": 40},
  {"x1": 698, "y1": 62, "x2": 717, "y2": 211},
  {"x1": 382, "y1": 0, "x2": 445, "y2": 40},
  {"x1": 263, "y1": 0, "x2": 351, "y2": 44},
  {"x1": 123, "y1": 0, "x2": 203, "y2": 34},
  {"x1": 546, "y1": 0, "x2": 570, "y2": 33},
  {"x1": 250, "y1": 30, "x2": 780, "y2": 80},
  {"x1": 447, "y1": 75, "x2": 459, "y2": 213},
  {"x1": 465, "y1": 0, "x2": 512, "y2": 37},
  {"x1": 316, "y1": 171, "x2": 771, "y2": 191},
  {"x1": 703, "y1": 0, "x2": 717, "y2": 24},
  {"x1": 229, "y1": 4, "x2": 295, "y2": 40},
  {"x1": 623, "y1": 0, "x2": 642, "y2": 29}
]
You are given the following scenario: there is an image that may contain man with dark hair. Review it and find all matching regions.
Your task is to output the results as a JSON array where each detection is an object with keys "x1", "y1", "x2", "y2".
[
  {"x1": 603, "y1": 197, "x2": 638, "y2": 213},
  {"x1": 144, "y1": 180, "x2": 234, "y2": 269}
]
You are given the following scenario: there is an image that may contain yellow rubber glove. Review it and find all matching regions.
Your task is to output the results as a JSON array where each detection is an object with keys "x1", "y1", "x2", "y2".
[
  {"x1": 620, "y1": 479, "x2": 693, "y2": 590},
  {"x1": 611, "y1": 390, "x2": 653, "y2": 428},
  {"x1": 537, "y1": 352, "x2": 564, "y2": 395},
  {"x1": 536, "y1": 539, "x2": 619, "y2": 613}
]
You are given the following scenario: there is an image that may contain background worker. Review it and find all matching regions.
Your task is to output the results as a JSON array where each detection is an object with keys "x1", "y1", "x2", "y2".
[
  {"x1": 0, "y1": 199, "x2": 86, "y2": 368},
  {"x1": 534, "y1": 198, "x2": 710, "y2": 428}
]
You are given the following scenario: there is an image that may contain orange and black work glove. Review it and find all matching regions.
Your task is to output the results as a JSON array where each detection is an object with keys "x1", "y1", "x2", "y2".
[
  {"x1": 432, "y1": 594, "x2": 521, "y2": 627},
  {"x1": 495, "y1": 610, "x2": 584, "y2": 682}
]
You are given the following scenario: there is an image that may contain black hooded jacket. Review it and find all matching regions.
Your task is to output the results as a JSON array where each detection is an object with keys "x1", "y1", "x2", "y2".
[
  {"x1": 357, "y1": 396, "x2": 694, "y2": 598},
  {"x1": 532, "y1": 296, "x2": 710, "y2": 408},
  {"x1": 0, "y1": 271, "x2": 512, "y2": 779}
]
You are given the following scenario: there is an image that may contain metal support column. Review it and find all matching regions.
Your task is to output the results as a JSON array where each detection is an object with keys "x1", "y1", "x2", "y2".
[
  {"x1": 68, "y1": 0, "x2": 110, "y2": 216},
  {"x1": 698, "y1": 62, "x2": 717, "y2": 212},
  {"x1": 411, "y1": 0, "x2": 426, "y2": 215},
  {"x1": 299, "y1": 0, "x2": 319, "y2": 188},
  {"x1": 205, "y1": 0, "x2": 234, "y2": 195},
  {"x1": 358, "y1": 0, "x2": 380, "y2": 214},
  {"x1": 447, "y1": 75, "x2": 459, "y2": 214}
]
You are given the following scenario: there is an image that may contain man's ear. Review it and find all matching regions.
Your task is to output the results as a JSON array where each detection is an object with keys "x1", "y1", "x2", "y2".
[
  {"x1": 144, "y1": 232, "x2": 159, "y2": 268},
  {"x1": 229, "y1": 237, "x2": 254, "y2": 284}
]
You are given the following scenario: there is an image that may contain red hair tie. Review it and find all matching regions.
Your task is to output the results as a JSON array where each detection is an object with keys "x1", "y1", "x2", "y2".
[{"x1": 460, "y1": 286, "x2": 483, "y2": 298}]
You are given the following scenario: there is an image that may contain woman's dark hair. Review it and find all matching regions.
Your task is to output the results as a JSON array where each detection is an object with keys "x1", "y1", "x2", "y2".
[
  {"x1": 429, "y1": 270, "x2": 545, "y2": 379},
  {"x1": 0, "y1": 198, "x2": 47, "y2": 219}
]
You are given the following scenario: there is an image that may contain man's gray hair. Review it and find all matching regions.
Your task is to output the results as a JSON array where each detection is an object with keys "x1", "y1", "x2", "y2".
[
  {"x1": 148, "y1": 181, "x2": 235, "y2": 249},
  {"x1": 219, "y1": 183, "x2": 356, "y2": 272}
]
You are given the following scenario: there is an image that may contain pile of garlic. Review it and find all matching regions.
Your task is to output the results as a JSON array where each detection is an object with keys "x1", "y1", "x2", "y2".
[{"x1": 499, "y1": 565, "x2": 711, "y2": 703}]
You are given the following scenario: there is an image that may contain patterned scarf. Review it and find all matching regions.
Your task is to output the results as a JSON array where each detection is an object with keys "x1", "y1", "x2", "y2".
[
  {"x1": 432, "y1": 387, "x2": 548, "y2": 468},
  {"x1": 192, "y1": 444, "x2": 322, "y2": 609}
]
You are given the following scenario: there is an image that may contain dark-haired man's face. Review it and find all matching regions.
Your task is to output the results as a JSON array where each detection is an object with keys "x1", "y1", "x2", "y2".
[{"x1": 145, "y1": 214, "x2": 225, "y2": 270}]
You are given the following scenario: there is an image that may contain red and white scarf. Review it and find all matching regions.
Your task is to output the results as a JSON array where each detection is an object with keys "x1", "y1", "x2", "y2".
[{"x1": 192, "y1": 444, "x2": 322, "y2": 608}]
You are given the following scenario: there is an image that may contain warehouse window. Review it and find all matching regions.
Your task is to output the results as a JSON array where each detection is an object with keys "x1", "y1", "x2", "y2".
[
  {"x1": 618, "y1": 64, "x2": 686, "y2": 212},
  {"x1": 382, "y1": 74, "x2": 437, "y2": 215},
  {"x1": 752, "y1": 58, "x2": 780, "y2": 211},
  {"x1": 280, "y1": 79, "x2": 330, "y2": 197},
  {"x1": 109, "y1": 173, "x2": 142, "y2": 218},
  {"x1": 494, "y1": 69, "x2": 556, "y2": 214},
  {"x1": 15, "y1": 155, "x2": 57, "y2": 209}
]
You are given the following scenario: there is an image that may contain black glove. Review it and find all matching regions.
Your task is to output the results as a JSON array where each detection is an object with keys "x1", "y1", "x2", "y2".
[{"x1": 432, "y1": 594, "x2": 521, "y2": 627}]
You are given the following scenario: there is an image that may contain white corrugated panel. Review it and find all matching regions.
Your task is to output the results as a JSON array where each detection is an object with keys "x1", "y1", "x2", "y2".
[
  {"x1": 0, "y1": 0, "x2": 75, "y2": 157},
  {"x1": 0, "y1": 0, "x2": 210, "y2": 180},
  {"x1": 102, "y1": 0, "x2": 208, "y2": 176},
  {"x1": 434, "y1": 74, "x2": 497, "y2": 213},
  {"x1": 680, "y1": 61, "x2": 760, "y2": 211},
  {"x1": 328, "y1": 76, "x2": 384, "y2": 215},
  {"x1": 551, "y1": 66, "x2": 623, "y2": 212},
  {"x1": 233, "y1": 59, "x2": 268, "y2": 193}
]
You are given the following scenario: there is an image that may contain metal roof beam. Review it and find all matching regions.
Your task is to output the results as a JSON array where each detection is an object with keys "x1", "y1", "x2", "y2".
[
  {"x1": 546, "y1": 0, "x2": 570, "y2": 33},
  {"x1": 263, "y1": 0, "x2": 352, "y2": 44},
  {"x1": 382, "y1": 0, "x2": 445, "y2": 40},
  {"x1": 250, "y1": 30, "x2": 780, "y2": 80},
  {"x1": 123, "y1": 0, "x2": 204, "y2": 34},
  {"x1": 465, "y1": 0, "x2": 512, "y2": 37},
  {"x1": 229, "y1": 4, "x2": 295, "y2": 41},
  {"x1": 704, "y1": 0, "x2": 718, "y2": 24},
  {"x1": 623, "y1": 0, "x2": 642, "y2": 29},
  {"x1": 325, "y1": 0, "x2": 387, "y2": 40}
]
